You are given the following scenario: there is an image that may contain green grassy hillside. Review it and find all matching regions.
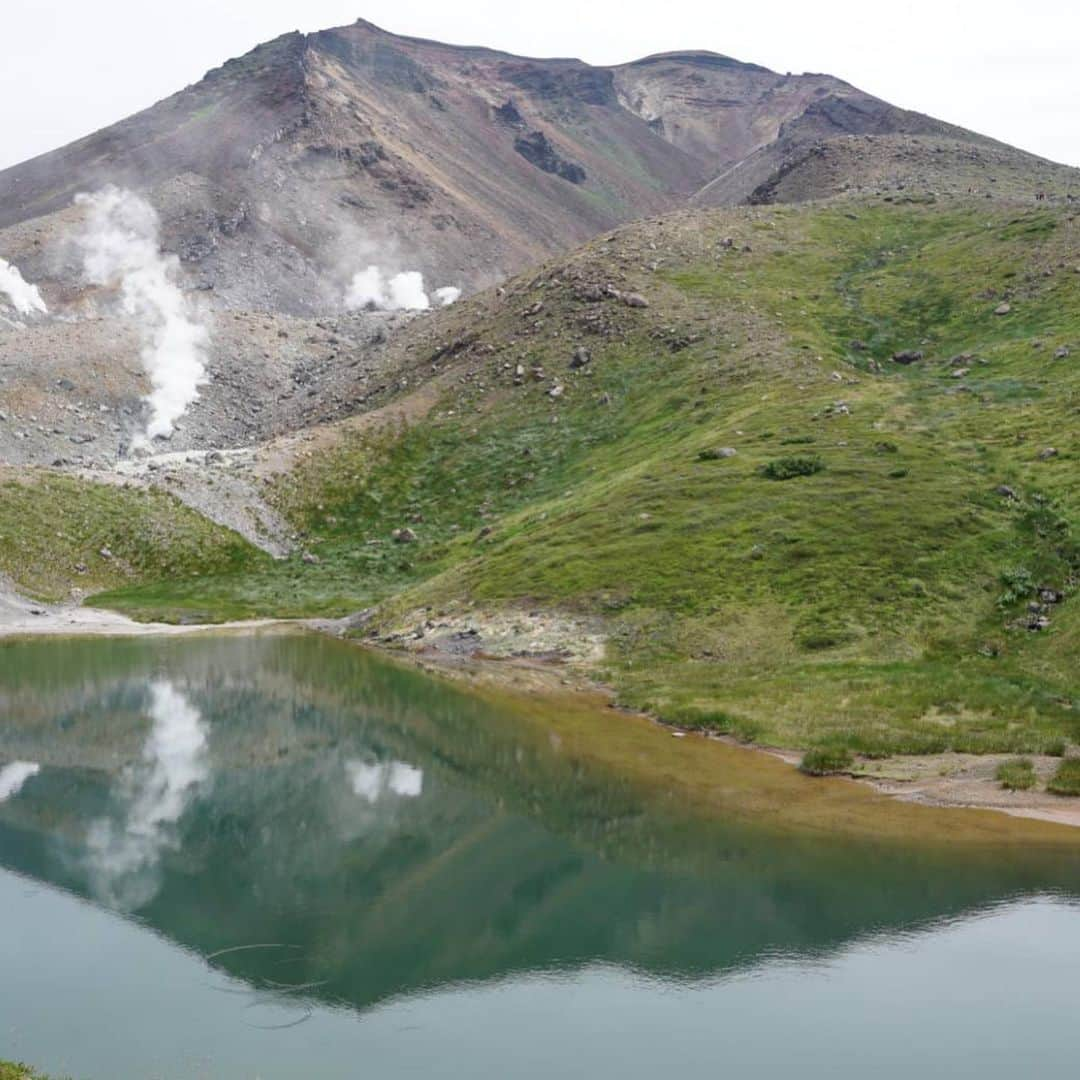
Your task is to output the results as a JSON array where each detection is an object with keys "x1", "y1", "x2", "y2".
[
  {"x1": 100, "y1": 196, "x2": 1080, "y2": 754},
  {"x1": 0, "y1": 469, "x2": 265, "y2": 602}
]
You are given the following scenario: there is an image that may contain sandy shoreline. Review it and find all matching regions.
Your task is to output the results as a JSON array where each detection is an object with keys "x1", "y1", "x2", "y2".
[
  {"x1": 0, "y1": 580, "x2": 286, "y2": 638},
  {"x1": 3, "y1": 586, "x2": 1079, "y2": 832},
  {"x1": 761, "y1": 745, "x2": 1080, "y2": 829}
]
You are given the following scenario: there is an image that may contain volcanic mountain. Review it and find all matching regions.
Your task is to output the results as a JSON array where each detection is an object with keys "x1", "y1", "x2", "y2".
[{"x1": 1, "y1": 18, "x2": 1074, "y2": 313}]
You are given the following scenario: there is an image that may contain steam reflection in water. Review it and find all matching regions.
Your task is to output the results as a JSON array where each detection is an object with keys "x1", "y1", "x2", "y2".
[
  {"x1": 3, "y1": 634, "x2": 1080, "y2": 1080},
  {"x1": 0, "y1": 761, "x2": 40, "y2": 802},
  {"x1": 346, "y1": 758, "x2": 424, "y2": 802},
  {"x1": 85, "y1": 680, "x2": 209, "y2": 910}
]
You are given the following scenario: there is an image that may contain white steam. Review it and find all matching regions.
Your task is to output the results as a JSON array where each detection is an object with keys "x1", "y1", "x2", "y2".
[
  {"x1": 344, "y1": 265, "x2": 460, "y2": 312},
  {"x1": 0, "y1": 257, "x2": 47, "y2": 316},
  {"x1": 85, "y1": 680, "x2": 210, "y2": 910},
  {"x1": 346, "y1": 759, "x2": 424, "y2": 803},
  {"x1": 0, "y1": 761, "x2": 40, "y2": 802},
  {"x1": 75, "y1": 186, "x2": 208, "y2": 443}
]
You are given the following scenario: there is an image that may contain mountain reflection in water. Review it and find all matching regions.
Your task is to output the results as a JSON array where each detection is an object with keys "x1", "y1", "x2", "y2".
[{"x1": 1, "y1": 631, "x2": 1080, "y2": 1022}]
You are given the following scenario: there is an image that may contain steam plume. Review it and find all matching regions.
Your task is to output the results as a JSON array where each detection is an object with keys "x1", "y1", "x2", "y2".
[
  {"x1": 344, "y1": 265, "x2": 460, "y2": 312},
  {"x1": 0, "y1": 257, "x2": 47, "y2": 316},
  {"x1": 75, "y1": 186, "x2": 207, "y2": 443}
]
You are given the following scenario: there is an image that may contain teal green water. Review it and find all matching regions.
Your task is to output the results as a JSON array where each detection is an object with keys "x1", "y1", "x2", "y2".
[{"x1": 1, "y1": 632, "x2": 1080, "y2": 1078}]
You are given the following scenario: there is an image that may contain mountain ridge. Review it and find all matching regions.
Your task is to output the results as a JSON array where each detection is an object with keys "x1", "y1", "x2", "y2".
[{"x1": 3, "y1": 18, "x2": 1073, "y2": 314}]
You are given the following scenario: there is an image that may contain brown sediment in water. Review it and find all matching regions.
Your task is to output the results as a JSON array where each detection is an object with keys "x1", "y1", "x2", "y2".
[
  {"x1": 328, "y1": 634, "x2": 1080, "y2": 850},
  {"x1": 5, "y1": 609, "x2": 1080, "y2": 844}
]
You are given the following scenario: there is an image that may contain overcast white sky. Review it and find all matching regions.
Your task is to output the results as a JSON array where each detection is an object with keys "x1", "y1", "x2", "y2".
[{"x1": 3, "y1": 0, "x2": 1077, "y2": 171}]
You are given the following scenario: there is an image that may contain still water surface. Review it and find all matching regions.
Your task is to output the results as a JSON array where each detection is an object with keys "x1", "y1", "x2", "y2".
[{"x1": 1, "y1": 632, "x2": 1079, "y2": 1078}]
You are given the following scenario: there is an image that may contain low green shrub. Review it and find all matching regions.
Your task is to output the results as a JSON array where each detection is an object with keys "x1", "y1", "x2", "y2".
[
  {"x1": 761, "y1": 455, "x2": 824, "y2": 481},
  {"x1": 998, "y1": 566, "x2": 1035, "y2": 608},
  {"x1": 1047, "y1": 759, "x2": 1080, "y2": 796},
  {"x1": 663, "y1": 705, "x2": 735, "y2": 729},
  {"x1": 995, "y1": 758, "x2": 1036, "y2": 791},
  {"x1": 660, "y1": 706, "x2": 760, "y2": 742},
  {"x1": 799, "y1": 746, "x2": 854, "y2": 776}
]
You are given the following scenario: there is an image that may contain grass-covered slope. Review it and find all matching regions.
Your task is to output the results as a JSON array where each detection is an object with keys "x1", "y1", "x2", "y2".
[
  {"x1": 103, "y1": 196, "x2": 1080, "y2": 753},
  {"x1": 0, "y1": 468, "x2": 265, "y2": 602}
]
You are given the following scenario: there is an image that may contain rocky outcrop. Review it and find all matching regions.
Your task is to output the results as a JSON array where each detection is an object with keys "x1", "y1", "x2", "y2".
[{"x1": 513, "y1": 131, "x2": 587, "y2": 184}]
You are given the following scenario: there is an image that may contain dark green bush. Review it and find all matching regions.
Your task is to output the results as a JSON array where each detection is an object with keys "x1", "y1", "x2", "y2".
[
  {"x1": 661, "y1": 706, "x2": 760, "y2": 742},
  {"x1": 761, "y1": 455, "x2": 825, "y2": 481},
  {"x1": 799, "y1": 746, "x2": 854, "y2": 776},
  {"x1": 995, "y1": 758, "x2": 1036, "y2": 791}
]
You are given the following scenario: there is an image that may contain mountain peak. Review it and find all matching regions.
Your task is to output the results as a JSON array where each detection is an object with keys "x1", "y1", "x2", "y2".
[
  {"x1": 0, "y1": 18, "x2": 1072, "y2": 315},
  {"x1": 621, "y1": 49, "x2": 774, "y2": 74}
]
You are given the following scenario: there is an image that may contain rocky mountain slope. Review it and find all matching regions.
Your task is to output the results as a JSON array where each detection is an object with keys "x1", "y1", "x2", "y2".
[
  {"x1": 0, "y1": 307, "x2": 407, "y2": 468},
  {"x1": 2, "y1": 18, "x2": 1075, "y2": 313},
  {"x1": 2, "y1": 18, "x2": 1075, "y2": 473}
]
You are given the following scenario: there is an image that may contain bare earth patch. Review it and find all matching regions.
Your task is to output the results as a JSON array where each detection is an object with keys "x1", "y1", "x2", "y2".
[
  {"x1": 765, "y1": 746, "x2": 1080, "y2": 828},
  {"x1": 365, "y1": 604, "x2": 606, "y2": 665}
]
